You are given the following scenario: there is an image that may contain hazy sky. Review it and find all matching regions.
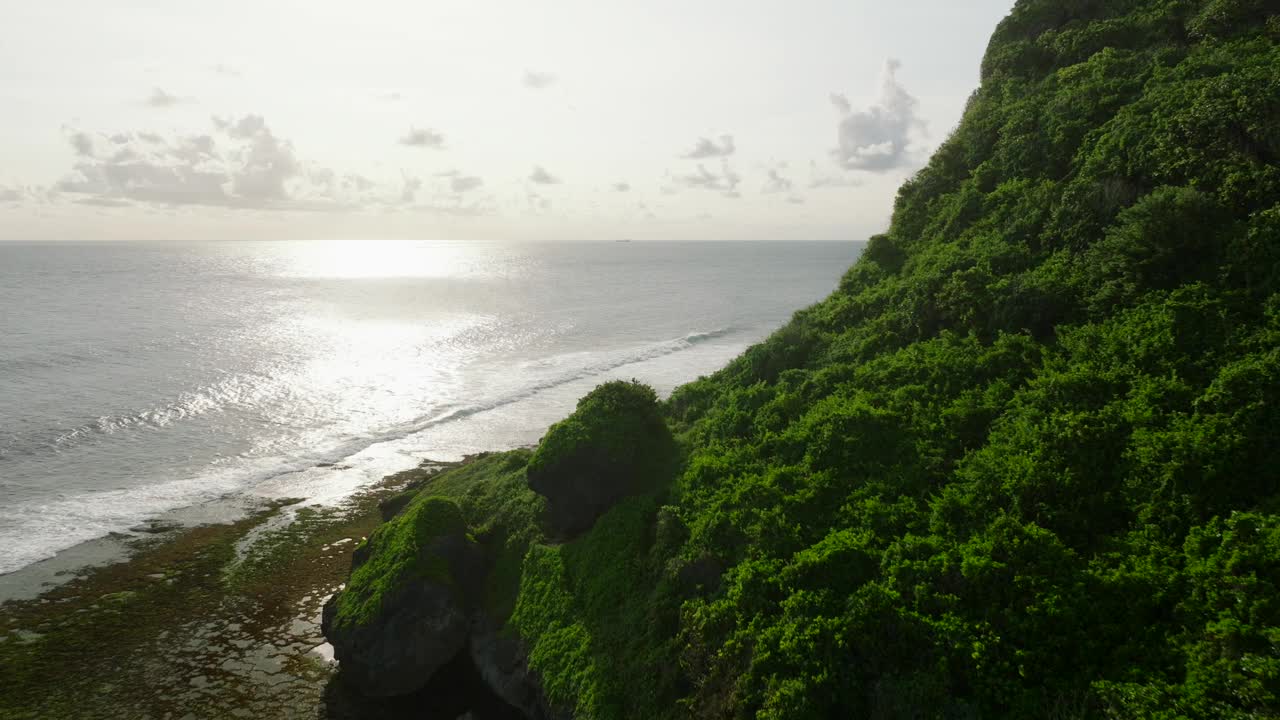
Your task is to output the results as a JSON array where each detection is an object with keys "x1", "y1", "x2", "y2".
[{"x1": 0, "y1": 0, "x2": 1016, "y2": 241}]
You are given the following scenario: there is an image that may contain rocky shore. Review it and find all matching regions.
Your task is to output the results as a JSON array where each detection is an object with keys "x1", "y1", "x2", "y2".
[{"x1": 0, "y1": 459, "x2": 510, "y2": 720}]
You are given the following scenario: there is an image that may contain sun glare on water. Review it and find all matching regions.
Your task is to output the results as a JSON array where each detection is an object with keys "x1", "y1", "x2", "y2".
[{"x1": 280, "y1": 240, "x2": 481, "y2": 280}]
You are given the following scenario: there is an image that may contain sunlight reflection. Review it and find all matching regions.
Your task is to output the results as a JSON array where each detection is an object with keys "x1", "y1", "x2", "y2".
[{"x1": 278, "y1": 240, "x2": 479, "y2": 279}]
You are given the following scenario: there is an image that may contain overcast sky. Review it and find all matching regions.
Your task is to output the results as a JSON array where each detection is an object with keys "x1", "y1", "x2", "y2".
[{"x1": 0, "y1": 0, "x2": 1016, "y2": 241}]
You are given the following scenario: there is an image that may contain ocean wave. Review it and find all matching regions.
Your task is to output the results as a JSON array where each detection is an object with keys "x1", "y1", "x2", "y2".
[
  {"x1": 50, "y1": 372, "x2": 282, "y2": 448},
  {"x1": 394, "y1": 328, "x2": 735, "y2": 434},
  {"x1": 0, "y1": 327, "x2": 738, "y2": 576}
]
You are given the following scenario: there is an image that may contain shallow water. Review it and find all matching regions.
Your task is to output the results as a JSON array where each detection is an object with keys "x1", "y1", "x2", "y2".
[{"x1": 0, "y1": 240, "x2": 860, "y2": 575}]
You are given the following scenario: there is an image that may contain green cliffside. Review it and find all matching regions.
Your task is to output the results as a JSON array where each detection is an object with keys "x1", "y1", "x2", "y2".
[{"x1": 325, "y1": 2, "x2": 1280, "y2": 717}]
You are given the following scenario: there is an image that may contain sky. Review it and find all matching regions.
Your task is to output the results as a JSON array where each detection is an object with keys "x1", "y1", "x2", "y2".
[{"x1": 0, "y1": 0, "x2": 1017, "y2": 241}]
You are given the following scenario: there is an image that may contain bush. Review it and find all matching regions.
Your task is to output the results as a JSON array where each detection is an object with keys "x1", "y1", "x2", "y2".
[{"x1": 527, "y1": 380, "x2": 676, "y2": 535}]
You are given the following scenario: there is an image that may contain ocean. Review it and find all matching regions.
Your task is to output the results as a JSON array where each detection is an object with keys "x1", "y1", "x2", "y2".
[{"x1": 0, "y1": 240, "x2": 859, "y2": 577}]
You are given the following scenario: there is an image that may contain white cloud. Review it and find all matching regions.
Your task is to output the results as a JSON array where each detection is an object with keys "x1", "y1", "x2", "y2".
[
  {"x1": 526, "y1": 190, "x2": 551, "y2": 213},
  {"x1": 529, "y1": 166, "x2": 561, "y2": 185},
  {"x1": 398, "y1": 127, "x2": 445, "y2": 148},
  {"x1": 522, "y1": 70, "x2": 557, "y2": 89},
  {"x1": 681, "y1": 134, "x2": 735, "y2": 159},
  {"x1": 612, "y1": 182, "x2": 631, "y2": 192},
  {"x1": 54, "y1": 116, "x2": 362, "y2": 210},
  {"x1": 68, "y1": 131, "x2": 95, "y2": 157},
  {"x1": 399, "y1": 175, "x2": 422, "y2": 204},
  {"x1": 392, "y1": 171, "x2": 493, "y2": 215},
  {"x1": 831, "y1": 59, "x2": 924, "y2": 172},
  {"x1": 674, "y1": 159, "x2": 740, "y2": 197},
  {"x1": 762, "y1": 167, "x2": 793, "y2": 194},
  {"x1": 145, "y1": 87, "x2": 190, "y2": 108},
  {"x1": 450, "y1": 174, "x2": 484, "y2": 193}
]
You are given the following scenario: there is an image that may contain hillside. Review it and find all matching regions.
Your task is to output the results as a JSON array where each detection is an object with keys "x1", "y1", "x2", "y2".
[{"x1": 323, "y1": 2, "x2": 1280, "y2": 717}]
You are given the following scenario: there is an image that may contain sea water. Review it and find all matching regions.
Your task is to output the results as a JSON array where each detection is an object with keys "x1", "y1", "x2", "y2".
[{"x1": 0, "y1": 240, "x2": 859, "y2": 575}]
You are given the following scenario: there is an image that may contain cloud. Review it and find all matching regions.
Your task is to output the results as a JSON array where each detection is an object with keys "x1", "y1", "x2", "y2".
[
  {"x1": 398, "y1": 127, "x2": 445, "y2": 148},
  {"x1": 0, "y1": 187, "x2": 23, "y2": 204},
  {"x1": 68, "y1": 131, "x2": 95, "y2": 157},
  {"x1": 612, "y1": 182, "x2": 631, "y2": 192},
  {"x1": 400, "y1": 175, "x2": 423, "y2": 204},
  {"x1": 54, "y1": 116, "x2": 352, "y2": 210},
  {"x1": 145, "y1": 87, "x2": 190, "y2": 108},
  {"x1": 681, "y1": 135, "x2": 735, "y2": 159},
  {"x1": 391, "y1": 171, "x2": 494, "y2": 215},
  {"x1": 450, "y1": 174, "x2": 484, "y2": 193},
  {"x1": 526, "y1": 191, "x2": 551, "y2": 213},
  {"x1": 522, "y1": 70, "x2": 557, "y2": 89},
  {"x1": 762, "y1": 167, "x2": 793, "y2": 194},
  {"x1": 75, "y1": 196, "x2": 134, "y2": 207},
  {"x1": 342, "y1": 174, "x2": 376, "y2": 193},
  {"x1": 675, "y1": 159, "x2": 740, "y2": 197},
  {"x1": 831, "y1": 59, "x2": 923, "y2": 172},
  {"x1": 529, "y1": 166, "x2": 560, "y2": 185},
  {"x1": 808, "y1": 159, "x2": 863, "y2": 189}
]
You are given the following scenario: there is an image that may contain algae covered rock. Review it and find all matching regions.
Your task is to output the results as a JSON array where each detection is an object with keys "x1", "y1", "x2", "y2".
[
  {"x1": 322, "y1": 496, "x2": 482, "y2": 697},
  {"x1": 526, "y1": 380, "x2": 675, "y2": 535}
]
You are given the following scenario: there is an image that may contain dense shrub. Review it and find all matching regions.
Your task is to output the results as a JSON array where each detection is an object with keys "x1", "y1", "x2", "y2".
[
  {"x1": 334, "y1": 1, "x2": 1280, "y2": 716},
  {"x1": 527, "y1": 380, "x2": 676, "y2": 535}
]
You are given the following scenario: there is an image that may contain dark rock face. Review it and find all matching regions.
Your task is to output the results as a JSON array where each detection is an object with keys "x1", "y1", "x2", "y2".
[
  {"x1": 468, "y1": 616, "x2": 563, "y2": 720},
  {"x1": 322, "y1": 576, "x2": 470, "y2": 697},
  {"x1": 321, "y1": 499, "x2": 484, "y2": 699}
]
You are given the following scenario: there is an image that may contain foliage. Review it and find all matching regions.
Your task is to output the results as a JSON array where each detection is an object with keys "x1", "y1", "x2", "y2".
[
  {"x1": 330, "y1": 496, "x2": 470, "y2": 631},
  {"x1": 527, "y1": 380, "x2": 677, "y2": 534},
  {"x1": 339, "y1": 1, "x2": 1280, "y2": 716}
]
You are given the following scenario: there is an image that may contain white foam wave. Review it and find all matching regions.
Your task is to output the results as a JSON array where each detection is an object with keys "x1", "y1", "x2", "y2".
[{"x1": 0, "y1": 328, "x2": 737, "y2": 575}]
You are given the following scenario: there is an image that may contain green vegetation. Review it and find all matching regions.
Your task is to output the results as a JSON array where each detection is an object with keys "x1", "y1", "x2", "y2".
[
  {"x1": 332, "y1": 1, "x2": 1280, "y2": 717},
  {"x1": 528, "y1": 381, "x2": 677, "y2": 534},
  {"x1": 329, "y1": 496, "x2": 471, "y2": 631}
]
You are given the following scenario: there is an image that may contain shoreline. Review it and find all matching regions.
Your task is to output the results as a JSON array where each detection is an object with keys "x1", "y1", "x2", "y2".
[{"x1": 0, "y1": 458, "x2": 473, "y2": 720}]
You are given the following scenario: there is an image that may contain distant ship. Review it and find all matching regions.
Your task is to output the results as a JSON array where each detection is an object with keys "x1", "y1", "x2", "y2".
[{"x1": 615, "y1": 238, "x2": 633, "y2": 243}]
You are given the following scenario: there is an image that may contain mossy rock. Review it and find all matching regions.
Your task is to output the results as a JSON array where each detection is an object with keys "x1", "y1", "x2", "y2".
[
  {"x1": 526, "y1": 380, "x2": 676, "y2": 536},
  {"x1": 322, "y1": 496, "x2": 482, "y2": 697}
]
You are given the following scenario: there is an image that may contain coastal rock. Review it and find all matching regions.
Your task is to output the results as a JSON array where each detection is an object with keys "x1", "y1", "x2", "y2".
[
  {"x1": 468, "y1": 616, "x2": 563, "y2": 720},
  {"x1": 321, "y1": 497, "x2": 482, "y2": 697}
]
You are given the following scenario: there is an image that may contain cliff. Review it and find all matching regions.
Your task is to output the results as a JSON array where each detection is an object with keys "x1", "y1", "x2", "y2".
[{"x1": 325, "y1": 2, "x2": 1280, "y2": 717}]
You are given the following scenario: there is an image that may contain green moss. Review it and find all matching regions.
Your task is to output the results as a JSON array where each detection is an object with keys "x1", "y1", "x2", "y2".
[{"x1": 331, "y1": 496, "x2": 469, "y2": 630}]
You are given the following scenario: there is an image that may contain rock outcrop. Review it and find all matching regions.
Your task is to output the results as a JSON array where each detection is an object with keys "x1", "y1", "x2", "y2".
[
  {"x1": 321, "y1": 496, "x2": 481, "y2": 698},
  {"x1": 468, "y1": 616, "x2": 563, "y2": 720}
]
